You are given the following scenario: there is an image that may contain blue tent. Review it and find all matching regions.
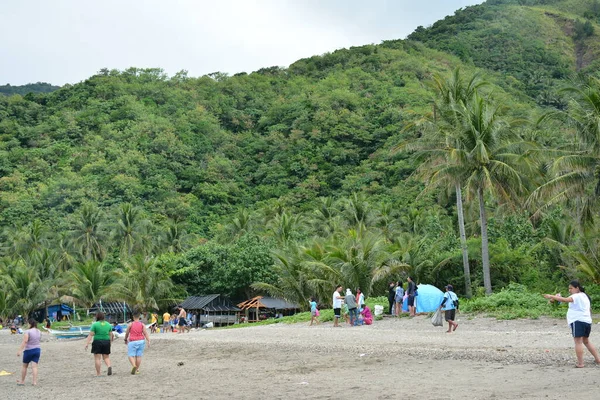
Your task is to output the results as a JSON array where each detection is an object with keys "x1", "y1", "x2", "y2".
[{"x1": 402, "y1": 284, "x2": 445, "y2": 313}]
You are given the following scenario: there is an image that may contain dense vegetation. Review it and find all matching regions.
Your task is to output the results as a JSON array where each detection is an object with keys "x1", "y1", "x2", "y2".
[
  {"x1": 3, "y1": 0, "x2": 600, "y2": 319},
  {"x1": 0, "y1": 82, "x2": 60, "y2": 96}
]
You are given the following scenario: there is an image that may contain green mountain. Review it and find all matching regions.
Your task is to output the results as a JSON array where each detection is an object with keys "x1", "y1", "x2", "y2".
[
  {"x1": 408, "y1": 0, "x2": 600, "y2": 105},
  {"x1": 2, "y1": 0, "x2": 600, "y2": 302}
]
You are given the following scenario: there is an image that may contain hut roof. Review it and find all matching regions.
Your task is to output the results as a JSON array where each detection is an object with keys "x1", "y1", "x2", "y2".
[
  {"x1": 89, "y1": 302, "x2": 132, "y2": 315},
  {"x1": 237, "y1": 296, "x2": 300, "y2": 310},
  {"x1": 181, "y1": 294, "x2": 241, "y2": 312}
]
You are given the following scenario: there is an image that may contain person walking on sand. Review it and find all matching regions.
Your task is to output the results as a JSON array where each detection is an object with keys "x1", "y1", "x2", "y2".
[
  {"x1": 85, "y1": 311, "x2": 115, "y2": 377},
  {"x1": 440, "y1": 284, "x2": 459, "y2": 333},
  {"x1": 309, "y1": 297, "x2": 320, "y2": 326},
  {"x1": 124, "y1": 311, "x2": 151, "y2": 375},
  {"x1": 16, "y1": 318, "x2": 42, "y2": 386},
  {"x1": 332, "y1": 285, "x2": 343, "y2": 327},
  {"x1": 177, "y1": 306, "x2": 187, "y2": 334},
  {"x1": 406, "y1": 277, "x2": 417, "y2": 317},
  {"x1": 544, "y1": 280, "x2": 600, "y2": 368}
]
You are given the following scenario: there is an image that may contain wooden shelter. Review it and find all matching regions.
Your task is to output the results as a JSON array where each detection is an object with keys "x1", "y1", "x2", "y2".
[
  {"x1": 89, "y1": 302, "x2": 132, "y2": 323},
  {"x1": 180, "y1": 294, "x2": 241, "y2": 327},
  {"x1": 237, "y1": 296, "x2": 300, "y2": 322}
]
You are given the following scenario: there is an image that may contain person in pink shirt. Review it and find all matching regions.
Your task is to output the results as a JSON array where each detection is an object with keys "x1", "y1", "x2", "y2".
[
  {"x1": 360, "y1": 305, "x2": 373, "y2": 325},
  {"x1": 124, "y1": 311, "x2": 151, "y2": 375}
]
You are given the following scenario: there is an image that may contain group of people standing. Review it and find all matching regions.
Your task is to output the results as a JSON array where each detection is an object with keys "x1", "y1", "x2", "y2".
[
  {"x1": 388, "y1": 277, "x2": 418, "y2": 318},
  {"x1": 330, "y1": 285, "x2": 373, "y2": 327},
  {"x1": 161, "y1": 306, "x2": 190, "y2": 333}
]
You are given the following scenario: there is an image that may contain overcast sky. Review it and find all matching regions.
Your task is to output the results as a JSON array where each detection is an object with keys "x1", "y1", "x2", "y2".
[{"x1": 1, "y1": 0, "x2": 484, "y2": 85}]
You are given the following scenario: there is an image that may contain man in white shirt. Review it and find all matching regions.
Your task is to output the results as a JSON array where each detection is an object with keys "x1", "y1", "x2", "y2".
[{"x1": 332, "y1": 285, "x2": 343, "y2": 327}]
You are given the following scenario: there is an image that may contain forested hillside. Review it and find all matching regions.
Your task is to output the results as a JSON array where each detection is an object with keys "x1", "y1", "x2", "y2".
[
  {"x1": 3, "y1": 0, "x2": 600, "y2": 317},
  {"x1": 408, "y1": 0, "x2": 600, "y2": 106},
  {"x1": 0, "y1": 82, "x2": 60, "y2": 96}
]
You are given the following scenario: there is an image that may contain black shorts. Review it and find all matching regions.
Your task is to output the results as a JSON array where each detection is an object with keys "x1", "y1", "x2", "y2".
[
  {"x1": 571, "y1": 321, "x2": 592, "y2": 338},
  {"x1": 334, "y1": 308, "x2": 341, "y2": 318},
  {"x1": 445, "y1": 309, "x2": 456, "y2": 322},
  {"x1": 407, "y1": 295, "x2": 415, "y2": 307},
  {"x1": 91, "y1": 340, "x2": 111, "y2": 355},
  {"x1": 178, "y1": 319, "x2": 186, "y2": 326}
]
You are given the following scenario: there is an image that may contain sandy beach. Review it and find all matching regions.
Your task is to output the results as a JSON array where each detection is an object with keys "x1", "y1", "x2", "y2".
[{"x1": 1, "y1": 315, "x2": 599, "y2": 399}]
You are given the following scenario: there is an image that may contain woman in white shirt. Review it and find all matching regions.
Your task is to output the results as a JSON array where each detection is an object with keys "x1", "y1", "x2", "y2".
[{"x1": 544, "y1": 280, "x2": 600, "y2": 368}]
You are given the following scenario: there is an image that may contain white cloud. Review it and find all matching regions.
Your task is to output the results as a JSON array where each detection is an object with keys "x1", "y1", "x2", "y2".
[{"x1": 0, "y1": 0, "x2": 483, "y2": 85}]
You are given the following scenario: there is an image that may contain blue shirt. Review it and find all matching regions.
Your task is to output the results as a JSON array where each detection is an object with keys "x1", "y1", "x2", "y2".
[
  {"x1": 310, "y1": 301, "x2": 317, "y2": 312},
  {"x1": 442, "y1": 291, "x2": 458, "y2": 311},
  {"x1": 112, "y1": 324, "x2": 123, "y2": 334}
]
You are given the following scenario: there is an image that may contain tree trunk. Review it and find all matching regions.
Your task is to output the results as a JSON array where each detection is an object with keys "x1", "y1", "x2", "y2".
[
  {"x1": 456, "y1": 184, "x2": 472, "y2": 298},
  {"x1": 478, "y1": 188, "x2": 492, "y2": 295}
]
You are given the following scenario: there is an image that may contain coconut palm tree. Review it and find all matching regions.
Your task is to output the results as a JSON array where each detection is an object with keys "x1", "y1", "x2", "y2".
[
  {"x1": 70, "y1": 204, "x2": 107, "y2": 261},
  {"x1": 113, "y1": 255, "x2": 177, "y2": 311},
  {"x1": 111, "y1": 203, "x2": 151, "y2": 258},
  {"x1": 64, "y1": 261, "x2": 116, "y2": 307},
  {"x1": 529, "y1": 75, "x2": 600, "y2": 228},
  {"x1": 449, "y1": 95, "x2": 535, "y2": 294},
  {"x1": 403, "y1": 68, "x2": 489, "y2": 297}
]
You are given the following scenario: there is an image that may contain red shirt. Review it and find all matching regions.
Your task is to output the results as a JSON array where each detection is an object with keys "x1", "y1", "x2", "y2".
[{"x1": 129, "y1": 321, "x2": 145, "y2": 341}]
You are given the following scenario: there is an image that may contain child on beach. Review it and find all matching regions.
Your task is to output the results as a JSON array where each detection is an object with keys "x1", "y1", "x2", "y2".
[{"x1": 309, "y1": 297, "x2": 320, "y2": 326}]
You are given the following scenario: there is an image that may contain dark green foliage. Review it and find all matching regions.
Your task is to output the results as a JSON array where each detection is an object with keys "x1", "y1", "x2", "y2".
[{"x1": 0, "y1": 82, "x2": 60, "y2": 96}]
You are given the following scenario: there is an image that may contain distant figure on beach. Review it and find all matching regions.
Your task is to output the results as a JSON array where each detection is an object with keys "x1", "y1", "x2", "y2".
[
  {"x1": 345, "y1": 288, "x2": 358, "y2": 326},
  {"x1": 124, "y1": 311, "x2": 151, "y2": 375},
  {"x1": 44, "y1": 317, "x2": 51, "y2": 330},
  {"x1": 544, "y1": 280, "x2": 600, "y2": 368},
  {"x1": 177, "y1": 306, "x2": 187, "y2": 334},
  {"x1": 387, "y1": 282, "x2": 396, "y2": 315},
  {"x1": 309, "y1": 297, "x2": 320, "y2": 326},
  {"x1": 16, "y1": 318, "x2": 42, "y2": 386},
  {"x1": 360, "y1": 305, "x2": 373, "y2": 325},
  {"x1": 112, "y1": 322, "x2": 123, "y2": 335},
  {"x1": 332, "y1": 285, "x2": 343, "y2": 327},
  {"x1": 406, "y1": 277, "x2": 417, "y2": 317},
  {"x1": 394, "y1": 281, "x2": 404, "y2": 317},
  {"x1": 162, "y1": 310, "x2": 170, "y2": 333},
  {"x1": 150, "y1": 313, "x2": 158, "y2": 333},
  {"x1": 85, "y1": 312, "x2": 114, "y2": 377},
  {"x1": 440, "y1": 285, "x2": 459, "y2": 333},
  {"x1": 356, "y1": 288, "x2": 365, "y2": 310}
]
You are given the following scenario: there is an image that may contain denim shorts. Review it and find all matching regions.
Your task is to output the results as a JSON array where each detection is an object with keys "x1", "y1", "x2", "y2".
[
  {"x1": 127, "y1": 340, "x2": 146, "y2": 357},
  {"x1": 23, "y1": 348, "x2": 41, "y2": 364}
]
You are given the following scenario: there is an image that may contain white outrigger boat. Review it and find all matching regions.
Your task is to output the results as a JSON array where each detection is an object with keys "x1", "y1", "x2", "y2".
[
  {"x1": 44, "y1": 323, "x2": 152, "y2": 339},
  {"x1": 44, "y1": 324, "x2": 128, "y2": 339}
]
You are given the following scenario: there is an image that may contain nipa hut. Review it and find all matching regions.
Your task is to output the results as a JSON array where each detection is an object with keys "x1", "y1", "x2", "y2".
[
  {"x1": 180, "y1": 294, "x2": 241, "y2": 327},
  {"x1": 237, "y1": 296, "x2": 300, "y2": 322},
  {"x1": 89, "y1": 302, "x2": 132, "y2": 323}
]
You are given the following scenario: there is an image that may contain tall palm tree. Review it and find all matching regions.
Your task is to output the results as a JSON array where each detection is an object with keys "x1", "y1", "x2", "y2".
[
  {"x1": 64, "y1": 261, "x2": 116, "y2": 307},
  {"x1": 159, "y1": 220, "x2": 192, "y2": 253},
  {"x1": 114, "y1": 255, "x2": 177, "y2": 311},
  {"x1": 403, "y1": 67, "x2": 488, "y2": 297},
  {"x1": 450, "y1": 95, "x2": 534, "y2": 294},
  {"x1": 71, "y1": 204, "x2": 107, "y2": 261},
  {"x1": 529, "y1": 75, "x2": 600, "y2": 228},
  {"x1": 111, "y1": 203, "x2": 151, "y2": 258}
]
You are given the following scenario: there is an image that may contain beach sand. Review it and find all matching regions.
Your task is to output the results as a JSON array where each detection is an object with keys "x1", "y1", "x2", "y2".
[{"x1": 1, "y1": 315, "x2": 599, "y2": 399}]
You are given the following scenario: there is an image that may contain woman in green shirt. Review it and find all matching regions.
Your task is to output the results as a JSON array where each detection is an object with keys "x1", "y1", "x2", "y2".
[{"x1": 84, "y1": 312, "x2": 115, "y2": 377}]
